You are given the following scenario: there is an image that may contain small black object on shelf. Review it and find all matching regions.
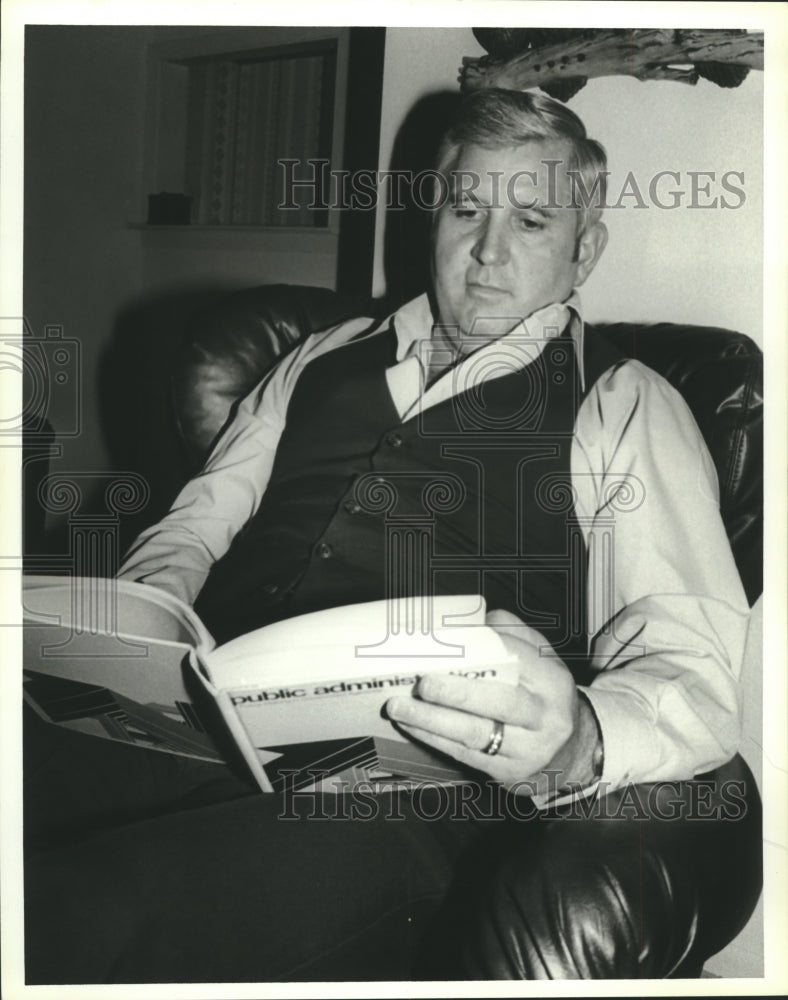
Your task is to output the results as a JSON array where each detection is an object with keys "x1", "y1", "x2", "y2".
[{"x1": 147, "y1": 192, "x2": 192, "y2": 225}]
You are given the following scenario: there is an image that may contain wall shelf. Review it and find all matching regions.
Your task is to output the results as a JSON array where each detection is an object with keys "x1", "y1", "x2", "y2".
[{"x1": 127, "y1": 223, "x2": 336, "y2": 234}]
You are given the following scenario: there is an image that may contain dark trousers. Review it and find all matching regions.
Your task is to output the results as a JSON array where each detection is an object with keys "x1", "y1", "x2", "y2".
[{"x1": 23, "y1": 707, "x2": 762, "y2": 983}]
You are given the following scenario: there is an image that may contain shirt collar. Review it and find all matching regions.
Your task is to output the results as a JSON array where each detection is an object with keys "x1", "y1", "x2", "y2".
[{"x1": 372, "y1": 291, "x2": 587, "y2": 393}]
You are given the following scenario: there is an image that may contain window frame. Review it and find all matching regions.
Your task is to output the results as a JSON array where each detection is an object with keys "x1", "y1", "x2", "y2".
[{"x1": 139, "y1": 26, "x2": 351, "y2": 234}]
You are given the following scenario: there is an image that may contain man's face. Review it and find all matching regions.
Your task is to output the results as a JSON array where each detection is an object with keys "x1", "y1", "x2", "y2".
[{"x1": 431, "y1": 139, "x2": 607, "y2": 344}]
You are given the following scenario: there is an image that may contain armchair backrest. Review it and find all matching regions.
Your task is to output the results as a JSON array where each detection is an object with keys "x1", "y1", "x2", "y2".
[
  {"x1": 173, "y1": 285, "x2": 375, "y2": 467},
  {"x1": 599, "y1": 322, "x2": 762, "y2": 605},
  {"x1": 172, "y1": 284, "x2": 762, "y2": 605}
]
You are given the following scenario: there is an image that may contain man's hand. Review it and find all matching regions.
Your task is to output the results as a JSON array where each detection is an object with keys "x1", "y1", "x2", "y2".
[{"x1": 385, "y1": 608, "x2": 601, "y2": 797}]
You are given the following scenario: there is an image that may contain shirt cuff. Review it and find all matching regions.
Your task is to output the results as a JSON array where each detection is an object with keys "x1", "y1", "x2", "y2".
[
  {"x1": 529, "y1": 690, "x2": 605, "y2": 812},
  {"x1": 578, "y1": 684, "x2": 656, "y2": 791}
]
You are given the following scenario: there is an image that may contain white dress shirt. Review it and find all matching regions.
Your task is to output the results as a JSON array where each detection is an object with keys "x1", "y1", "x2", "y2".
[{"x1": 119, "y1": 292, "x2": 750, "y2": 794}]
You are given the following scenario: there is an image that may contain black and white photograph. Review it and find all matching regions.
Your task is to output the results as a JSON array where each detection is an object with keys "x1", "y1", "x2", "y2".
[{"x1": 1, "y1": 0, "x2": 786, "y2": 995}]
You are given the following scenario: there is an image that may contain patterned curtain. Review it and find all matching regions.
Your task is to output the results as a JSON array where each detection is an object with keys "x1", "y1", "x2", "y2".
[{"x1": 186, "y1": 48, "x2": 335, "y2": 226}]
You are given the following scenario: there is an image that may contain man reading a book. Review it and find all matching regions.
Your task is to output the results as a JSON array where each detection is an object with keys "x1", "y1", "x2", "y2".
[{"x1": 25, "y1": 89, "x2": 760, "y2": 982}]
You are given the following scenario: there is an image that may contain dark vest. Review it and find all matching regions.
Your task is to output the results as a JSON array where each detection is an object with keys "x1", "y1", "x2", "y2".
[{"x1": 195, "y1": 323, "x2": 623, "y2": 680}]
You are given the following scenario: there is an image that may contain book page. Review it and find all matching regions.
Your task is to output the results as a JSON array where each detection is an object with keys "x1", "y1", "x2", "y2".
[
  {"x1": 22, "y1": 576, "x2": 223, "y2": 762},
  {"x1": 200, "y1": 594, "x2": 513, "y2": 688},
  {"x1": 23, "y1": 575, "x2": 214, "y2": 651}
]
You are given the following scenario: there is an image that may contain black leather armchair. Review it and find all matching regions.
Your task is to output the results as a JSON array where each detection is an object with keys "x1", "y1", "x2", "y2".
[
  {"x1": 170, "y1": 283, "x2": 765, "y2": 972},
  {"x1": 22, "y1": 283, "x2": 764, "y2": 984}
]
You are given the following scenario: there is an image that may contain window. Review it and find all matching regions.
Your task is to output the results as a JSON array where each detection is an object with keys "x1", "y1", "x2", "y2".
[
  {"x1": 184, "y1": 43, "x2": 336, "y2": 227},
  {"x1": 139, "y1": 26, "x2": 385, "y2": 297},
  {"x1": 143, "y1": 28, "x2": 346, "y2": 229}
]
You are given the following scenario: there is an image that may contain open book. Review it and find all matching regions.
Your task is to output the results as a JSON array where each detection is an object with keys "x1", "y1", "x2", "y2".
[{"x1": 22, "y1": 576, "x2": 519, "y2": 793}]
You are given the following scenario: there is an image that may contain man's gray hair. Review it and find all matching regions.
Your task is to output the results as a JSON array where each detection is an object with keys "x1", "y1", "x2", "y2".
[{"x1": 436, "y1": 89, "x2": 608, "y2": 230}]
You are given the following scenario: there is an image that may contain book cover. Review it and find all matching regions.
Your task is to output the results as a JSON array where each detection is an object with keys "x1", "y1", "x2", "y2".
[{"x1": 23, "y1": 576, "x2": 518, "y2": 791}]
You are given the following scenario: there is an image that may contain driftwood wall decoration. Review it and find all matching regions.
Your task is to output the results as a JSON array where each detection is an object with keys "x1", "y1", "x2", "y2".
[{"x1": 462, "y1": 28, "x2": 764, "y2": 102}]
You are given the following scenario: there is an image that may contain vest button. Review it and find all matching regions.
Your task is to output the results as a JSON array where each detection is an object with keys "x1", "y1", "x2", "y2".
[
  {"x1": 343, "y1": 499, "x2": 361, "y2": 515},
  {"x1": 262, "y1": 583, "x2": 279, "y2": 596},
  {"x1": 316, "y1": 542, "x2": 333, "y2": 559},
  {"x1": 387, "y1": 432, "x2": 404, "y2": 448}
]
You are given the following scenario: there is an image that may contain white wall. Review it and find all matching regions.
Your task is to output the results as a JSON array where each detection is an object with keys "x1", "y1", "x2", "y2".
[
  {"x1": 139, "y1": 228, "x2": 338, "y2": 298},
  {"x1": 373, "y1": 28, "x2": 763, "y2": 347},
  {"x1": 571, "y1": 72, "x2": 762, "y2": 342}
]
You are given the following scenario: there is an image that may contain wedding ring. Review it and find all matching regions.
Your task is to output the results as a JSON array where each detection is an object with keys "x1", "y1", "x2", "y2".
[{"x1": 482, "y1": 719, "x2": 504, "y2": 756}]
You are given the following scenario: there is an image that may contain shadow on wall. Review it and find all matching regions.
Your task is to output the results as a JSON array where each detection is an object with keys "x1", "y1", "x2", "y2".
[
  {"x1": 382, "y1": 90, "x2": 461, "y2": 307},
  {"x1": 33, "y1": 286, "x2": 238, "y2": 563},
  {"x1": 17, "y1": 285, "x2": 246, "y2": 566},
  {"x1": 97, "y1": 285, "x2": 244, "y2": 549}
]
